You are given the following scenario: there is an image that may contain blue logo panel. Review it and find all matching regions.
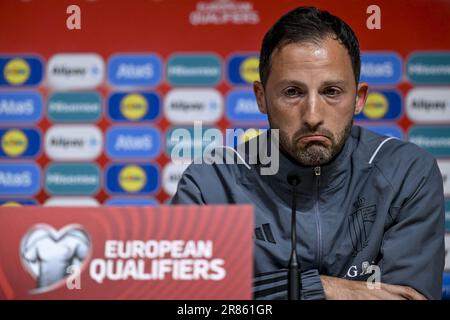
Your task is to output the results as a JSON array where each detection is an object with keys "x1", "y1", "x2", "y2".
[
  {"x1": 0, "y1": 128, "x2": 41, "y2": 158},
  {"x1": 227, "y1": 54, "x2": 259, "y2": 85},
  {"x1": 106, "y1": 126, "x2": 161, "y2": 159},
  {"x1": 108, "y1": 55, "x2": 162, "y2": 87},
  {"x1": 107, "y1": 92, "x2": 160, "y2": 122},
  {"x1": 355, "y1": 90, "x2": 403, "y2": 121},
  {"x1": 0, "y1": 199, "x2": 37, "y2": 206},
  {"x1": 105, "y1": 163, "x2": 159, "y2": 195},
  {"x1": 0, "y1": 56, "x2": 43, "y2": 86},
  {"x1": 360, "y1": 52, "x2": 402, "y2": 85},
  {"x1": 0, "y1": 91, "x2": 43, "y2": 123},
  {"x1": 226, "y1": 90, "x2": 268, "y2": 123},
  {"x1": 0, "y1": 163, "x2": 41, "y2": 196},
  {"x1": 443, "y1": 273, "x2": 450, "y2": 300}
]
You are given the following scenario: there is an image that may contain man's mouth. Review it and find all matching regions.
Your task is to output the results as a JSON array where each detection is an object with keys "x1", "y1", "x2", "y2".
[{"x1": 298, "y1": 134, "x2": 329, "y2": 144}]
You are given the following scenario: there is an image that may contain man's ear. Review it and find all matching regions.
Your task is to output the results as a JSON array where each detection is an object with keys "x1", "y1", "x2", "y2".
[
  {"x1": 355, "y1": 82, "x2": 369, "y2": 115},
  {"x1": 253, "y1": 81, "x2": 267, "y2": 114}
]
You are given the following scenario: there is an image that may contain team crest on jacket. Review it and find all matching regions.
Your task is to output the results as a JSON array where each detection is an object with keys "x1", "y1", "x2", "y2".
[{"x1": 348, "y1": 196, "x2": 377, "y2": 255}]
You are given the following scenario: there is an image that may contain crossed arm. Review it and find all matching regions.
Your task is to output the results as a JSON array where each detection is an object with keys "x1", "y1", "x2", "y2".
[{"x1": 320, "y1": 276, "x2": 426, "y2": 300}]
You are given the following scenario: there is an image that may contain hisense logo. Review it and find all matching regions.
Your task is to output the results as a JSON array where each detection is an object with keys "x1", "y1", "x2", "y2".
[
  {"x1": 46, "y1": 173, "x2": 97, "y2": 186},
  {"x1": 168, "y1": 66, "x2": 219, "y2": 77}
]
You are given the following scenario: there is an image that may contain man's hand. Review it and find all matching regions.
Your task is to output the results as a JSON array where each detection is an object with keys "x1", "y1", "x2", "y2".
[{"x1": 320, "y1": 275, "x2": 427, "y2": 300}]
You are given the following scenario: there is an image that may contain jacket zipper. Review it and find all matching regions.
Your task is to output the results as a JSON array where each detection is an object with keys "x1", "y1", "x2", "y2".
[{"x1": 314, "y1": 166, "x2": 323, "y2": 269}]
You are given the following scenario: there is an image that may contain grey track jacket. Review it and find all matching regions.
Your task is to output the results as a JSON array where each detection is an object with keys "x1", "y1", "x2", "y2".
[{"x1": 170, "y1": 126, "x2": 445, "y2": 300}]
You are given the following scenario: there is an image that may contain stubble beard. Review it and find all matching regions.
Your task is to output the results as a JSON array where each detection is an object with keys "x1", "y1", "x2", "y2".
[{"x1": 274, "y1": 118, "x2": 353, "y2": 167}]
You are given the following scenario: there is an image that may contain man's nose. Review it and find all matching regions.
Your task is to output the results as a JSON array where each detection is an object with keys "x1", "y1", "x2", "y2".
[{"x1": 301, "y1": 93, "x2": 324, "y2": 129}]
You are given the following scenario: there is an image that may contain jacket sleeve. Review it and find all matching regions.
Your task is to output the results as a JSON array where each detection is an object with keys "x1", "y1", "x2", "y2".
[
  {"x1": 169, "y1": 165, "x2": 206, "y2": 205},
  {"x1": 253, "y1": 269, "x2": 326, "y2": 300},
  {"x1": 379, "y1": 159, "x2": 445, "y2": 299}
]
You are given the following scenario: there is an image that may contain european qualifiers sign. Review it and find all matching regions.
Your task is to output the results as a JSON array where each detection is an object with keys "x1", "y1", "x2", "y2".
[{"x1": 0, "y1": 205, "x2": 253, "y2": 299}]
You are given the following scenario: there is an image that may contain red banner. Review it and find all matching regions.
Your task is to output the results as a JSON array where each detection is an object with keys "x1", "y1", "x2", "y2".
[{"x1": 0, "y1": 205, "x2": 253, "y2": 299}]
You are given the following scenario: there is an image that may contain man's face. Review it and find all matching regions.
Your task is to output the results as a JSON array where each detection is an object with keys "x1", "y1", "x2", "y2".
[{"x1": 254, "y1": 37, "x2": 368, "y2": 166}]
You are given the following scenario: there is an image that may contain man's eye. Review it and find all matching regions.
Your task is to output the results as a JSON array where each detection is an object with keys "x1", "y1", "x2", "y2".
[
  {"x1": 324, "y1": 87, "x2": 341, "y2": 97},
  {"x1": 284, "y1": 88, "x2": 302, "y2": 97}
]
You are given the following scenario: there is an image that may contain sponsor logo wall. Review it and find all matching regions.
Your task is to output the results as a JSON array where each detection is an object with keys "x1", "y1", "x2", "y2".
[
  {"x1": 0, "y1": 0, "x2": 449, "y2": 298},
  {"x1": 3, "y1": 51, "x2": 450, "y2": 206}
]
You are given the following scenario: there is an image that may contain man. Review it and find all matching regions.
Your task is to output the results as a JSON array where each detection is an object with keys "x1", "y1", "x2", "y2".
[{"x1": 170, "y1": 7, "x2": 445, "y2": 300}]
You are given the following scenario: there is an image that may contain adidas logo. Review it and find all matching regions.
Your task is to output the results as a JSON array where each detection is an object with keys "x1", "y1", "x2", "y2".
[{"x1": 254, "y1": 223, "x2": 276, "y2": 244}]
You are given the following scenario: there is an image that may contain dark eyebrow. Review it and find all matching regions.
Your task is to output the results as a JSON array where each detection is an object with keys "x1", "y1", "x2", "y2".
[
  {"x1": 321, "y1": 80, "x2": 347, "y2": 87},
  {"x1": 276, "y1": 79, "x2": 348, "y2": 88}
]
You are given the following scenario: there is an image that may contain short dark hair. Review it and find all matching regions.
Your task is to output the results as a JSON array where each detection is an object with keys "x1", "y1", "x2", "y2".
[{"x1": 259, "y1": 6, "x2": 361, "y2": 86}]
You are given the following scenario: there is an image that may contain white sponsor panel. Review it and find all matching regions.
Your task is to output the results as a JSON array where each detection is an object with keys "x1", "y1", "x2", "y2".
[
  {"x1": 162, "y1": 162, "x2": 190, "y2": 196},
  {"x1": 47, "y1": 54, "x2": 104, "y2": 89},
  {"x1": 164, "y1": 88, "x2": 223, "y2": 124},
  {"x1": 446, "y1": 233, "x2": 450, "y2": 272},
  {"x1": 437, "y1": 160, "x2": 450, "y2": 197},
  {"x1": 45, "y1": 125, "x2": 103, "y2": 161},
  {"x1": 406, "y1": 88, "x2": 450, "y2": 123},
  {"x1": 44, "y1": 197, "x2": 100, "y2": 207}
]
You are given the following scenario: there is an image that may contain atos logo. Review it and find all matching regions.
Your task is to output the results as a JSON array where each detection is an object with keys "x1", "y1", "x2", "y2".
[
  {"x1": 360, "y1": 52, "x2": 402, "y2": 85},
  {"x1": 226, "y1": 90, "x2": 267, "y2": 123},
  {"x1": 108, "y1": 54, "x2": 162, "y2": 87},
  {"x1": 106, "y1": 126, "x2": 161, "y2": 159},
  {"x1": 0, "y1": 163, "x2": 41, "y2": 196},
  {"x1": 0, "y1": 91, "x2": 43, "y2": 123}
]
